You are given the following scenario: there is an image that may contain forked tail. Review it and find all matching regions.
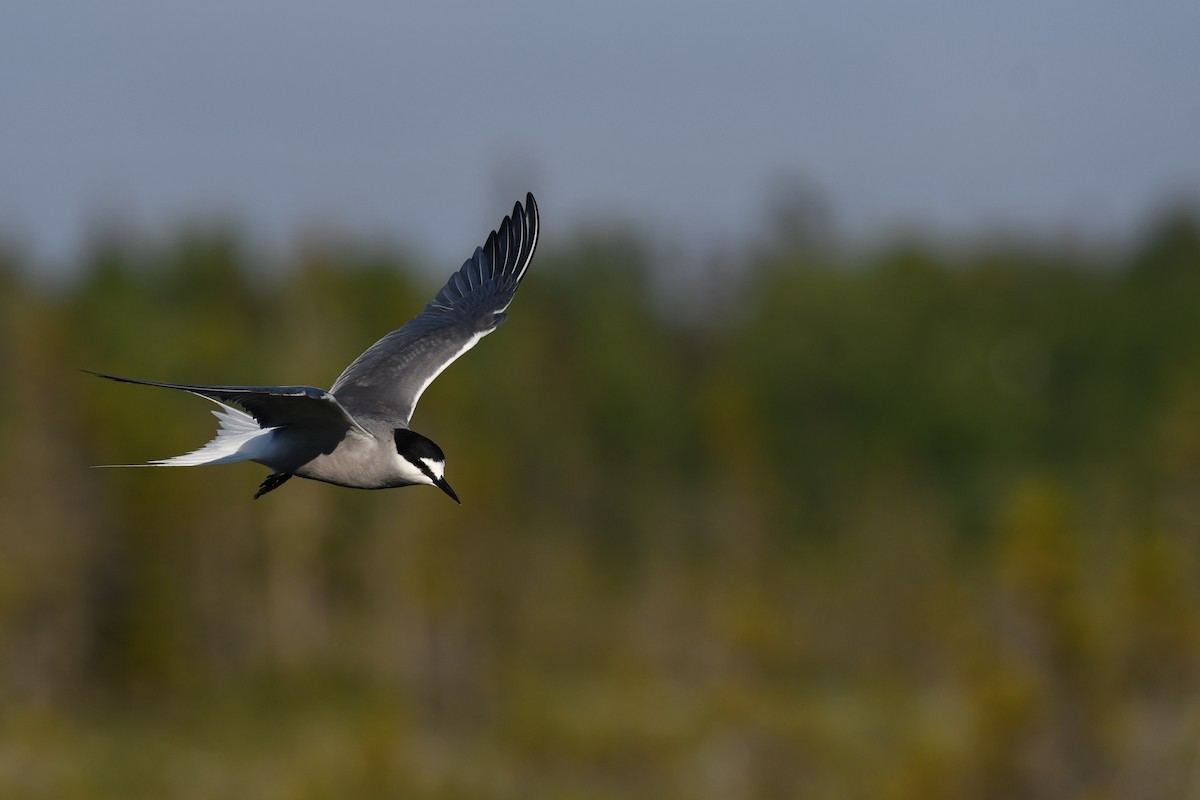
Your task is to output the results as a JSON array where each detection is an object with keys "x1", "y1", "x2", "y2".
[{"x1": 97, "y1": 402, "x2": 277, "y2": 468}]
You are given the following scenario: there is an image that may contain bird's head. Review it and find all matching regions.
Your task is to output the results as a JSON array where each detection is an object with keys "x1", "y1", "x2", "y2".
[{"x1": 393, "y1": 429, "x2": 460, "y2": 504}]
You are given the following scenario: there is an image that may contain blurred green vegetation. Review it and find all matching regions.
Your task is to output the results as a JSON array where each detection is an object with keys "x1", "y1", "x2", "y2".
[{"x1": 2, "y1": 206, "x2": 1200, "y2": 798}]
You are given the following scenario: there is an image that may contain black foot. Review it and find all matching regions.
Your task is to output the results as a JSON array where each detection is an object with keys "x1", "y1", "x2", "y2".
[{"x1": 254, "y1": 472, "x2": 293, "y2": 499}]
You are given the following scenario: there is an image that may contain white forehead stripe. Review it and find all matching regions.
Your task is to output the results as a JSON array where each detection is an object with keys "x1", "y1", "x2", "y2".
[{"x1": 420, "y1": 457, "x2": 445, "y2": 480}]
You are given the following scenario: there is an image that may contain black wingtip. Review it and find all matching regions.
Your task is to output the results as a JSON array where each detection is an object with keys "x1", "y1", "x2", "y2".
[
  {"x1": 519, "y1": 193, "x2": 538, "y2": 228},
  {"x1": 510, "y1": 193, "x2": 537, "y2": 226},
  {"x1": 83, "y1": 369, "x2": 140, "y2": 386}
]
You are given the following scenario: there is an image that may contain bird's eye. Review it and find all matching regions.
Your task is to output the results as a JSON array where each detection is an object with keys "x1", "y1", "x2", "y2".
[{"x1": 419, "y1": 457, "x2": 445, "y2": 480}]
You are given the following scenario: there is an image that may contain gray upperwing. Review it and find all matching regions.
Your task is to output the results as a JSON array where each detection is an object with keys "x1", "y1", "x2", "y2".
[
  {"x1": 86, "y1": 371, "x2": 369, "y2": 437},
  {"x1": 330, "y1": 193, "x2": 539, "y2": 424}
]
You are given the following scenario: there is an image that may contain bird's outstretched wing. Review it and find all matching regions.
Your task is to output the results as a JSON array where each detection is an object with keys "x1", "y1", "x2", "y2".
[
  {"x1": 85, "y1": 371, "x2": 370, "y2": 436},
  {"x1": 330, "y1": 192, "x2": 539, "y2": 424}
]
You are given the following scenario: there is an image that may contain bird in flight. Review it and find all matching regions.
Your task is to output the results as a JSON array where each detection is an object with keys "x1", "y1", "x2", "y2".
[{"x1": 90, "y1": 193, "x2": 539, "y2": 502}]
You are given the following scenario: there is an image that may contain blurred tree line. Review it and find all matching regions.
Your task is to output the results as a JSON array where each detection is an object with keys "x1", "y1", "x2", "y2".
[{"x1": 1, "y1": 204, "x2": 1200, "y2": 798}]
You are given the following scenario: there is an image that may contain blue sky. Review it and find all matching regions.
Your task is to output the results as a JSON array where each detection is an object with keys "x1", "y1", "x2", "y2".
[{"x1": 3, "y1": 1, "x2": 1198, "y2": 264}]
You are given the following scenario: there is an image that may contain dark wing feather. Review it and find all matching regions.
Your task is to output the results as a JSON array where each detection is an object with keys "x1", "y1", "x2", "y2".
[
  {"x1": 85, "y1": 371, "x2": 369, "y2": 435},
  {"x1": 330, "y1": 193, "x2": 539, "y2": 424}
]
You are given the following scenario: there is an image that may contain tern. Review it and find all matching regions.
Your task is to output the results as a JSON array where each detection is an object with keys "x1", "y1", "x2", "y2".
[{"x1": 90, "y1": 193, "x2": 539, "y2": 501}]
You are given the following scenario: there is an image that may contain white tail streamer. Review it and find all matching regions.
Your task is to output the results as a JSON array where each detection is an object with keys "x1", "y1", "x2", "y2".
[{"x1": 147, "y1": 402, "x2": 277, "y2": 467}]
